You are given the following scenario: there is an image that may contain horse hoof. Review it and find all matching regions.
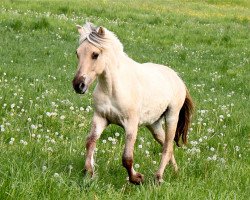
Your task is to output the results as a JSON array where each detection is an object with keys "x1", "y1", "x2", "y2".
[
  {"x1": 129, "y1": 172, "x2": 144, "y2": 185},
  {"x1": 155, "y1": 174, "x2": 164, "y2": 184},
  {"x1": 83, "y1": 168, "x2": 94, "y2": 178}
]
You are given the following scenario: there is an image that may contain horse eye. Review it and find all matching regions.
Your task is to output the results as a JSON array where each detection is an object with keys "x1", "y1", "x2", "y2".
[
  {"x1": 91, "y1": 52, "x2": 99, "y2": 59},
  {"x1": 76, "y1": 51, "x2": 79, "y2": 58}
]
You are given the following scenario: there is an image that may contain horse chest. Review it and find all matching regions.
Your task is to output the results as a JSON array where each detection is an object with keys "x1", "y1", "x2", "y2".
[{"x1": 94, "y1": 97, "x2": 124, "y2": 125}]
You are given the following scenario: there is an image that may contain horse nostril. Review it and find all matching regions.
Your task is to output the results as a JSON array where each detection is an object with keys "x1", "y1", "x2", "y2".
[{"x1": 79, "y1": 82, "x2": 85, "y2": 90}]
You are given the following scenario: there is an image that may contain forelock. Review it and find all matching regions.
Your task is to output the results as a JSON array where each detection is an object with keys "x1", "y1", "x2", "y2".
[{"x1": 78, "y1": 22, "x2": 123, "y2": 52}]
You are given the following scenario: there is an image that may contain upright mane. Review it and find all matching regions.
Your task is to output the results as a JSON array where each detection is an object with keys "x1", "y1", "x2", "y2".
[{"x1": 79, "y1": 22, "x2": 124, "y2": 53}]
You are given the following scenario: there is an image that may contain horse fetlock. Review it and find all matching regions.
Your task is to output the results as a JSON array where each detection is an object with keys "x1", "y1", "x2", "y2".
[
  {"x1": 172, "y1": 164, "x2": 179, "y2": 173},
  {"x1": 129, "y1": 172, "x2": 144, "y2": 185},
  {"x1": 122, "y1": 155, "x2": 133, "y2": 168}
]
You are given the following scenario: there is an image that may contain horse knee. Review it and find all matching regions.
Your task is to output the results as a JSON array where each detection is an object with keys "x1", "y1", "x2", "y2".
[{"x1": 86, "y1": 134, "x2": 98, "y2": 148}]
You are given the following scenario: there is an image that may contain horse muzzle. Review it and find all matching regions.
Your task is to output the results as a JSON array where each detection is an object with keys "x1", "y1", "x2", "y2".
[{"x1": 72, "y1": 76, "x2": 88, "y2": 94}]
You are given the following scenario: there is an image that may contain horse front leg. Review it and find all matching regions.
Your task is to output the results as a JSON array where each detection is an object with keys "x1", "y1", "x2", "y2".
[
  {"x1": 84, "y1": 113, "x2": 108, "y2": 177},
  {"x1": 122, "y1": 118, "x2": 144, "y2": 184}
]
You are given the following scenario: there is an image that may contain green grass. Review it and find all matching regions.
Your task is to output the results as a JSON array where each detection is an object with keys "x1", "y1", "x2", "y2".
[{"x1": 0, "y1": 0, "x2": 249, "y2": 199}]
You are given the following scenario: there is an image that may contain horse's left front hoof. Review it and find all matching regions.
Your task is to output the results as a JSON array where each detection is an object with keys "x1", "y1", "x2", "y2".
[
  {"x1": 129, "y1": 172, "x2": 144, "y2": 185},
  {"x1": 155, "y1": 173, "x2": 164, "y2": 184},
  {"x1": 83, "y1": 166, "x2": 94, "y2": 178}
]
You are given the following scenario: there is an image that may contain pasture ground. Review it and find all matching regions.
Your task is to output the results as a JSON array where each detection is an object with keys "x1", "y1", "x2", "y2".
[{"x1": 0, "y1": 0, "x2": 249, "y2": 199}]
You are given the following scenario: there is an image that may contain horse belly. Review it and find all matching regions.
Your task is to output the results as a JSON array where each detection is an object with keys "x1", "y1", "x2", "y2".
[{"x1": 139, "y1": 95, "x2": 170, "y2": 125}]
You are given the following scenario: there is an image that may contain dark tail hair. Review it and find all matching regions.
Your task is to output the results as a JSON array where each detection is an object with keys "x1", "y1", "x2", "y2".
[{"x1": 174, "y1": 89, "x2": 194, "y2": 146}]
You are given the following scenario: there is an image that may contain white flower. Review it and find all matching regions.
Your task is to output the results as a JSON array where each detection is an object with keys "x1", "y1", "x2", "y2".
[
  {"x1": 69, "y1": 165, "x2": 73, "y2": 170},
  {"x1": 9, "y1": 140, "x2": 14, "y2": 145},
  {"x1": 46, "y1": 112, "x2": 51, "y2": 117},
  {"x1": 210, "y1": 147, "x2": 215, "y2": 152},
  {"x1": 60, "y1": 115, "x2": 65, "y2": 120},
  {"x1": 115, "y1": 132, "x2": 120, "y2": 137},
  {"x1": 152, "y1": 161, "x2": 156, "y2": 165},
  {"x1": 134, "y1": 164, "x2": 140, "y2": 168},
  {"x1": 31, "y1": 134, "x2": 36, "y2": 138},
  {"x1": 31, "y1": 124, "x2": 37, "y2": 129},
  {"x1": 70, "y1": 106, "x2": 74, "y2": 110},
  {"x1": 11, "y1": 103, "x2": 15, "y2": 109},
  {"x1": 196, "y1": 149, "x2": 201, "y2": 153},
  {"x1": 54, "y1": 173, "x2": 60, "y2": 178},
  {"x1": 80, "y1": 107, "x2": 84, "y2": 111},
  {"x1": 0, "y1": 125, "x2": 5, "y2": 132},
  {"x1": 102, "y1": 139, "x2": 107, "y2": 144},
  {"x1": 51, "y1": 139, "x2": 56, "y2": 144},
  {"x1": 47, "y1": 147, "x2": 53, "y2": 152},
  {"x1": 78, "y1": 123, "x2": 84, "y2": 127},
  {"x1": 235, "y1": 146, "x2": 240, "y2": 152},
  {"x1": 212, "y1": 155, "x2": 217, "y2": 161},
  {"x1": 207, "y1": 128, "x2": 214, "y2": 133},
  {"x1": 138, "y1": 144, "x2": 143, "y2": 149},
  {"x1": 42, "y1": 165, "x2": 47, "y2": 171},
  {"x1": 27, "y1": 118, "x2": 31, "y2": 122},
  {"x1": 108, "y1": 137, "x2": 113, "y2": 141}
]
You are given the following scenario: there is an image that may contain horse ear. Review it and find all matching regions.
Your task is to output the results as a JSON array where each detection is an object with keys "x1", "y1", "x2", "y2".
[
  {"x1": 76, "y1": 25, "x2": 83, "y2": 34},
  {"x1": 97, "y1": 26, "x2": 105, "y2": 36}
]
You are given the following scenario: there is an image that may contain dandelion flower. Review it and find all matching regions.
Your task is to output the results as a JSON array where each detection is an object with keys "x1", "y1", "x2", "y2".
[
  {"x1": 42, "y1": 165, "x2": 47, "y2": 172},
  {"x1": 102, "y1": 139, "x2": 107, "y2": 144},
  {"x1": 210, "y1": 147, "x2": 215, "y2": 152},
  {"x1": 31, "y1": 124, "x2": 37, "y2": 129},
  {"x1": 115, "y1": 132, "x2": 120, "y2": 137},
  {"x1": 235, "y1": 146, "x2": 240, "y2": 152},
  {"x1": 134, "y1": 164, "x2": 140, "y2": 168},
  {"x1": 212, "y1": 155, "x2": 217, "y2": 161}
]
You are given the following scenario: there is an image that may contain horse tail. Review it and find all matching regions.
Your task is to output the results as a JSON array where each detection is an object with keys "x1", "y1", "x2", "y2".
[{"x1": 174, "y1": 88, "x2": 194, "y2": 146}]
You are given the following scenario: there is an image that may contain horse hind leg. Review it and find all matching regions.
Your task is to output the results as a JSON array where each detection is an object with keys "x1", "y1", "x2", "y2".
[
  {"x1": 155, "y1": 112, "x2": 179, "y2": 183},
  {"x1": 147, "y1": 120, "x2": 178, "y2": 172},
  {"x1": 147, "y1": 120, "x2": 165, "y2": 146}
]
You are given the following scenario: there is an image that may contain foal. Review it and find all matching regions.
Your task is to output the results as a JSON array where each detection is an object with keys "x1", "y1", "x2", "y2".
[{"x1": 72, "y1": 22, "x2": 193, "y2": 184}]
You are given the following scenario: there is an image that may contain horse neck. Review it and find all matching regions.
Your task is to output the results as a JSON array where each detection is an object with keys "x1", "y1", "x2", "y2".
[{"x1": 97, "y1": 52, "x2": 132, "y2": 96}]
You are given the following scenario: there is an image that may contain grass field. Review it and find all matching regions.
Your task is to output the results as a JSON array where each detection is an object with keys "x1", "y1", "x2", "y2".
[{"x1": 0, "y1": 0, "x2": 249, "y2": 199}]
